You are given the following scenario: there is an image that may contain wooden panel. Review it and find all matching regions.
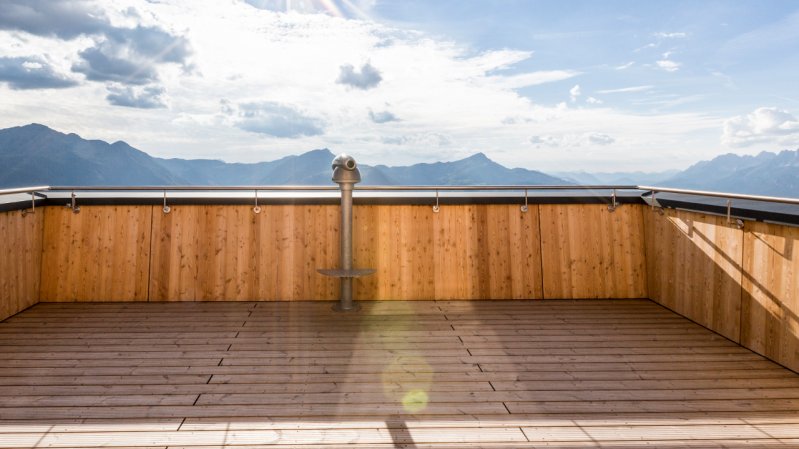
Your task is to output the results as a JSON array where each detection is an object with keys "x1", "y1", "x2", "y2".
[
  {"x1": 742, "y1": 221, "x2": 799, "y2": 372},
  {"x1": 150, "y1": 205, "x2": 338, "y2": 301},
  {"x1": 40, "y1": 206, "x2": 151, "y2": 302},
  {"x1": 643, "y1": 208, "x2": 743, "y2": 342},
  {"x1": 0, "y1": 210, "x2": 42, "y2": 320},
  {"x1": 540, "y1": 204, "x2": 646, "y2": 299},
  {"x1": 267, "y1": 204, "x2": 338, "y2": 301},
  {"x1": 355, "y1": 204, "x2": 542, "y2": 300},
  {"x1": 354, "y1": 205, "x2": 434, "y2": 300}
]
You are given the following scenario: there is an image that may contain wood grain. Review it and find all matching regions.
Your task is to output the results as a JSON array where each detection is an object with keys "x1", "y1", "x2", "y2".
[
  {"x1": 354, "y1": 205, "x2": 435, "y2": 300},
  {"x1": 1, "y1": 299, "x2": 798, "y2": 447},
  {"x1": 643, "y1": 208, "x2": 743, "y2": 342},
  {"x1": 356, "y1": 204, "x2": 543, "y2": 300},
  {"x1": 741, "y1": 221, "x2": 799, "y2": 372},
  {"x1": 149, "y1": 205, "x2": 338, "y2": 301},
  {"x1": 539, "y1": 204, "x2": 647, "y2": 299},
  {"x1": 39, "y1": 206, "x2": 151, "y2": 302},
  {"x1": 0, "y1": 210, "x2": 42, "y2": 320},
  {"x1": 31, "y1": 203, "x2": 648, "y2": 302}
]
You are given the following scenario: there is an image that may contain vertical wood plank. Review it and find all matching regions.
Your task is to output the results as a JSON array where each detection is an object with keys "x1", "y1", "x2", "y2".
[
  {"x1": 150, "y1": 205, "x2": 340, "y2": 301},
  {"x1": 742, "y1": 221, "x2": 799, "y2": 372},
  {"x1": 540, "y1": 204, "x2": 647, "y2": 299},
  {"x1": 353, "y1": 205, "x2": 378, "y2": 299},
  {"x1": 354, "y1": 204, "x2": 542, "y2": 300},
  {"x1": 40, "y1": 206, "x2": 151, "y2": 302},
  {"x1": 514, "y1": 204, "x2": 544, "y2": 299},
  {"x1": 0, "y1": 209, "x2": 43, "y2": 320},
  {"x1": 431, "y1": 205, "x2": 543, "y2": 300},
  {"x1": 643, "y1": 208, "x2": 743, "y2": 342},
  {"x1": 306, "y1": 205, "x2": 339, "y2": 300},
  {"x1": 434, "y1": 205, "x2": 471, "y2": 299},
  {"x1": 150, "y1": 205, "x2": 198, "y2": 301},
  {"x1": 354, "y1": 205, "x2": 435, "y2": 300}
]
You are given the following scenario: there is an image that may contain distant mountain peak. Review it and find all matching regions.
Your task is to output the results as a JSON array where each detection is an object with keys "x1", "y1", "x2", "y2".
[
  {"x1": 661, "y1": 148, "x2": 799, "y2": 196},
  {"x1": 22, "y1": 123, "x2": 51, "y2": 130},
  {"x1": 462, "y1": 152, "x2": 490, "y2": 162},
  {"x1": 300, "y1": 148, "x2": 335, "y2": 157}
]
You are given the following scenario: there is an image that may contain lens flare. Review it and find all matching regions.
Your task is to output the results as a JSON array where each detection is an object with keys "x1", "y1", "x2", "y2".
[
  {"x1": 401, "y1": 389, "x2": 429, "y2": 413},
  {"x1": 267, "y1": 0, "x2": 370, "y2": 20}
]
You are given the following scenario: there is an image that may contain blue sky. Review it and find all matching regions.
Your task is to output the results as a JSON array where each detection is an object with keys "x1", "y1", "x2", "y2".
[{"x1": 0, "y1": 0, "x2": 798, "y2": 171}]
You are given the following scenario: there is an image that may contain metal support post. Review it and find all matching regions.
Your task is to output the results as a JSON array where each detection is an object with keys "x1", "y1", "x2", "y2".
[{"x1": 318, "y1": 154, "x2": 375, "y2": 312}]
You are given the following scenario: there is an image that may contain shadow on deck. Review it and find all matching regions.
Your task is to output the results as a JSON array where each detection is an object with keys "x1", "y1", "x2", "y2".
[{"x1": 1, "y1": 299, "x2": 799, "y2": 448}]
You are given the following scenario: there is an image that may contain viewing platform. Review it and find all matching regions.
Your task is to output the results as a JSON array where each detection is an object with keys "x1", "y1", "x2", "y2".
[{"x1": 0, "y1": 184, "x2": 798, "y2": 447}]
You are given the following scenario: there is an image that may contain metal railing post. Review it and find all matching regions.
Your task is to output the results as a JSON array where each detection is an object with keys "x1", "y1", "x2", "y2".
[{"x1": 339, "y1": 181, "x2": 354, "y2": 310}]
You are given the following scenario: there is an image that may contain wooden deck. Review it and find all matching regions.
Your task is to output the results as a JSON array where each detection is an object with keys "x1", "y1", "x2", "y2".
[{"x1": 1, "y1": 299, "x2": 799, "y2": 448}]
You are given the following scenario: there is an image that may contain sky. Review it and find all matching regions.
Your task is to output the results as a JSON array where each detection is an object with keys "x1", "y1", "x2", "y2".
[{"x1": 1, "y1": 0, "x2": 798, "y2": 172}]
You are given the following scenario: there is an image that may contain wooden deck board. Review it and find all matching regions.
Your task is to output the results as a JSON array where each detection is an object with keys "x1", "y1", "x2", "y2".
[{"x1": 1, "y1": 299, "x2": 798, "y2": 448}]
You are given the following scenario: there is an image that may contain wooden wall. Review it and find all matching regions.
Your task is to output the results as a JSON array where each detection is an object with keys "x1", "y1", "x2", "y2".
[
  {"x1": 34, "y1": 203, "x2": 648, "y2": 302},
  {"x1": 540, "y1": 204, "x2": 647, "y2": 299},
  {"x1": 40, "y1": 206, "x2": 152, "y2": 302},
  {"x1": 0, "y1": 209, "x2": 43, "y2": 321},
  {"x1": 643, "y1": 208, "x2": 744, "y2": 342},
  {"x1": 354, "y1": 204, "x2": 543, "y2": 300},
  {"x1": 644, "y1": 207, "x2": 799, "y2": 373},
  {"x1": 741, "y1": 221, "x2": 799, "y2": 372},
  {"x1": 149, "y1": 205, "x2": 339, "y2": 301}
]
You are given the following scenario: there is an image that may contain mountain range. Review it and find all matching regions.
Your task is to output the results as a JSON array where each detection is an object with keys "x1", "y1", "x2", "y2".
[
  {"x1": 1, "y1": 123, "x2": 798, "y2": 197},
  {"x1": 0, "y1": 124, "x2": 563, "y2": 187}
]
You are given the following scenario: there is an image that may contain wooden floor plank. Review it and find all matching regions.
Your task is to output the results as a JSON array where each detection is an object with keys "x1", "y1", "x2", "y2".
[
  {"x1": 0, "y1": 299, "x2": 797, "y2": 448},
  {"x1": 0, "y1": 427, "x2": 528, "y2": 447}
]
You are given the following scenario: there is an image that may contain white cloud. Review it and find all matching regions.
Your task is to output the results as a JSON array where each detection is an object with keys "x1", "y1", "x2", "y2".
[
  {"x1": 469, "y1": 49, "x2": 533, "y2": 72},
  {"x1": 106, "y1": 84, "x2": 167, "y2": 109},
  {"x1": 656, "y1": 59, "x2": 681, "y2": 72},
  {"x1": 597, "y1": 85, "x2": 653, "y2": 94},
  {"x1": 382, "y1": 132, "x2": 450, "y2": 146},
  {"x1": 634, "y1": 42, "x2": 657, "y2": 52},
  {"x1": 615, "y1": 61, "x2": 634, "y2": 70},
  {"x1": 243, "y1": 0, "x2": 376, "y2": 20},
  {"x1": 487, "y1": 70, "x2": 580, "y2": 89},
  {"x1": 0, "y1": 0, "x2": 727, "y2": 171},
  {"x1": 529, "y1": 135, "x2": 562, "y2": 147},
  {"x1": 229, "y1": 101, "x2": 324, "y2": 138},
  {"x1": 586, "y1": 96, "x2": 602, "y2": 105},
  {"x1": 368, "y1": 109, "x2": 398, "y2": 123},
  {"x1": 722, "y1": 107, "x2": 799, "y2": 147},
  {"x1": 0, "y1": 56, "x2": 78, "y2": 89},
  {"x1": 569, "y1": 84, "x2": 581, "y2": 102},
  {"x1": 587, "y1": 132, "x2": 615, "y2": 145},
  {"x1": 337, "y1": 62, "x2": 382, "y2": 89},
  {"x1": 653, "y1": 32, "x2": 687, "y2": 39},
  {"x1": 530, "y1": 132, "x2": 615, "y2": 148}
]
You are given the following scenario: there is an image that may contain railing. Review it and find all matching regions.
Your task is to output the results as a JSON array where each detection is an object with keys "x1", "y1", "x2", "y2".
[
  {"x1": 3, "y1": 184, "x2": 799, "y2": 218},
  {"x1": 639, "y1": 185, "x2": 799, "y2": 206},
  {"x1": 0, "y1": 186, "x2": 50, "y2": 195},
  {"x1": 1, "y1": 185, "x2": 641, "y2": 214},
  {"x1": 3, "y1": 183, "x2": 796, "y2": 200}
]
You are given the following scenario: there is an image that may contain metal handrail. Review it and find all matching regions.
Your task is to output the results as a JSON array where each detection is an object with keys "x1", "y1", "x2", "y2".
[
  {"x1": 0, "y1": 186, "x2": 50, "y2": 196},
  {"x1": 47, "y1": 185, "x2": 338, "y2": 191},
  {"x1": 1, "y1": 184, "x2": 798, "y2": 206},
  {"x1": 639, "y1": 185, "x2": 799, "y2": 206},
  {"x1": 356, "y1": 185, "x2": 637, "y2": 191},
  {"x1": 43, "y1": 185, "x2": 635, "y2": 192}
]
